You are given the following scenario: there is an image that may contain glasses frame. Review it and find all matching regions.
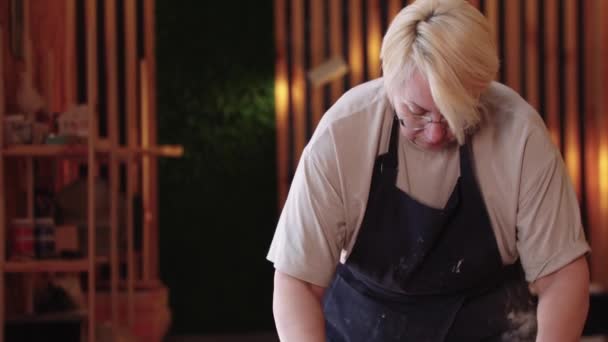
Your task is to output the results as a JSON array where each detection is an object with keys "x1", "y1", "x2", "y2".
[{"x1": 394, "y1": 109, "x2": 447, "y2": 131}]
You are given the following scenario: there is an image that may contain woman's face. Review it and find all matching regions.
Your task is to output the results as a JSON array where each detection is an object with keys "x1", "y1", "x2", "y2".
[{"x1": 391, "y1": 72, "x2": 456, "y2": 151}]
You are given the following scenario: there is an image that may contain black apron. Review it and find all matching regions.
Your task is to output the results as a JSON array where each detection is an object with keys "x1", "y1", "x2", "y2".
[{"x1": 322, "y1": 116, "x2": 537, "y2": 341}]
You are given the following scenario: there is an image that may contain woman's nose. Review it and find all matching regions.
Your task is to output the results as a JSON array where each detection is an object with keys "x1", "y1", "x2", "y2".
[{"x1": 424, "y1": 123, "x2": 446, "y2": 143}]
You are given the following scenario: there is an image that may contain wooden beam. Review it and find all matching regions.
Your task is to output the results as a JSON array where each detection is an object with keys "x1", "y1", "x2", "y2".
[
  {"x1": 310, "y1": 0, "x2": 324, "y2": 128},
  {"x1": 504, "y1": 0, "x2": 534, "y2": 93},
  {"x1": 124, "y1": 0, "x2": 140, "y2": 296},
  {"x1": 65, "y1": 0, "x2": 77, "y2": 106},
  {"x1": 104, "y1": 0, "x2": 120, "y2": 327},
  {"x1": 0, "y1": 24, "x2": 6, "y2": 342},
  {"x1": 329, "y1": 0, "x2": 344, "y2": 103},
  {"x1": 348, "y1": 0, "x2": 364, "y2": 86},
  {"x1": 141, "y1": 0, "x2": 157, "y2": 326},
  {"x1": 524, "y1": 0, "x2": 539, "y2": 111},
  {"x1": 139, "y1": 60, "x2": 149, "y2": 326},
  {"x1": 25, "y1": 158, "x2": 34, "y2": 315},
  {"x1": 85, "y1": 0, "x2": 98, "y2": 340},
  {"x1": 23, "y1": 0, "x2": 33, "y2": 77},
  {"x1": 274, "y1": 0, "x2": 289, "y2": 206},
  {"x1": 366, "y1": 0, "x2": 382, "y2": 80},
  {"x1": 563, "y1": 0, "x2": 581, "y2": 198},
  {"x1": 291, "y1": 0, "x2": 307, "y2": 166},
  {"x1": 468, "y1": 0, "x2": 480, "y2": 9},
  {"x1": 594, "y1": 0, "x2": 608, "y2": 288},
  {"x1": 484, "y1": 0, "x2": 499, "y2": 81},
  {"x1": 544, "y1": 0, "x2": 561, "y2": 148},
  {"x1": 143, "y1": 0, "x2": 159, "y2": 290},
  {"x1": 388, "y1": 0, "x2": 402, "y2": 22},
  {"x1": 583, "y1": 0, "x2": 601, "y2": 287}
]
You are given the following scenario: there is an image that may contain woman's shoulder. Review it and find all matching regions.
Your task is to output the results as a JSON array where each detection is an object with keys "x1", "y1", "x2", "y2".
[
  {"x1": 479, "y1": 82, "x2": 548, "y2": 139},
  {"x1": 306, "y1": 78, "x2": 391, "y2": 154}
]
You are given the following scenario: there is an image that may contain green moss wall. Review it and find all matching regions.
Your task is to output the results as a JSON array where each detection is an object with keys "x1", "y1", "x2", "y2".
[{"x1": 156, "y1": 0, "x2": 277, "y2": 334}]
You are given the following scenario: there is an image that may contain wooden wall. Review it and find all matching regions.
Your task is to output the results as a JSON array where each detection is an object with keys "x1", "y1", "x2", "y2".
[{"x1": 274, "y1": 0, "x2": 608, "y2": 287}]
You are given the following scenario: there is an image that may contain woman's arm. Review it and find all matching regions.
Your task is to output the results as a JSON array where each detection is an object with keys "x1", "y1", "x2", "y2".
[
  {"x1": 531, "y1": 256, "x2": 590, "y2": 342},
  {"x1": 273, "y1": 270, "x2": 327, "y2": 342}
]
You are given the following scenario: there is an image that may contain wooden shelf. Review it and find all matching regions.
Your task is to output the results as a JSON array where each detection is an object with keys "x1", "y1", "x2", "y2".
[
  {"x1": 6, "y1": 310, "x2": 87, "y2": 324},
  {"x1": 2, "y1": 143, "x2": 183, "y2": 159},
  {"x1": 4, "y1": 257, "x2": 110, "y2": 273}
]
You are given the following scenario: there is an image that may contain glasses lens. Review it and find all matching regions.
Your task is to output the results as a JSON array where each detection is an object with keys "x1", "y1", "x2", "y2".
[{"x1": 400, "y1": 115, "x2": 427, "y2": 130}]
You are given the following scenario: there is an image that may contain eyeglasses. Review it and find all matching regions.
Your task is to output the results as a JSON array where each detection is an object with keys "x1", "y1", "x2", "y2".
[{"x1": 394, "y1": 110, "x2": 447, "y2": 131}]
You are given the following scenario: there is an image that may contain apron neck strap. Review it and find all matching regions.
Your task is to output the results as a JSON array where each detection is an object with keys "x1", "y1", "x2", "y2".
[{"x1": 385, "y1": 115, "x2": 400, "y2": 169}]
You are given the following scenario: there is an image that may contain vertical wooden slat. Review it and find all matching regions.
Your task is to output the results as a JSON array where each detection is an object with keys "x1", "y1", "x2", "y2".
[
  {"x1": 544, "y1": 0, "x2": 561, "y2": 148},
  {"x1": 485, "y1": 0, "x2": 499, "y2": 76},
  {"x1": 104, "y1": 0, "x2": 120, "y2": 326},
  {"x1": 388, "y1": 0, "x2": 402, "y2": 22},
  {"x1": 85, "y1": 0, "x2": 98, "y2": 340},
  {"x1": 274, "y1": 0, "x2": 289, "y2": 206},
  {"x1": 329, "y1": 0, "x2": 344, "y2": 103},
  {"x1": 348, "y1": 0, "x2": 364, "y2": 86},
  {"x1": 43, "y1": 51, "x2": 54, "y2": 112},
  {"x1": 584, "y1": 0, "x2": 601, "y2": 287},
  {"x1": 310, "y1": 0, "x2": 324, "y2": 128},
  {"x1": 468, "y1": 0, "x2": 480, "y2": 9},
  {"x1": 23, "y1": 0, "x2": 33, "y2": 78},
  {"x1": 563, "y1": 0, "x2": 581, "y2": 198},
  {"x1": 65, "y1": 0, "x2": 77, "y2": 106},
  {"x1": 124, "y1": 0, "x2": 139, "y2": 286},
  {"x1": 25, "y1": 158, "x2": 34, "y2": 314},
  {"x1": 366, "y1": 0, "x2": 382, "y2": 80},
  {"x1": 143, "y1": 0, "x2": 158, "y2": 286},
  {"x1": 63, "y1": 0, "x2": 77, "y2": 194},
  {"x1": 0, "y1": 25, "x2": 4, "y2": 124},
  {"x1": 504, "y1": 0, "x2": 520, "y2": 92},
  {"x1": 0, "y1": 24, "x2": 5, "y2": 342},
  {"x1": 595, "y1": 0, "x2": 608, "y2": 288},
  {"x1": 138, "y1": 60, "x2": 149, "y2": 325},
  {"x1": 291, "y1": 0, "x2": 307, "y2": 166},
  {"x1": 140, "y1": 0, "x2": 156, "y2": 325},
  {"x1": 525, "y1": 0, "x2": 539, "y2": 110}
]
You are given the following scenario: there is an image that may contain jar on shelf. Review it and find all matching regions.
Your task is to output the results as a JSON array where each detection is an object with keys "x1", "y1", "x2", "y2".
[
  {"x1": 9, "y1": 218, "x2": 35, "y2": 260},
  {"x1": 34, "y1": 217, "x2": 56, "y2": 259}
]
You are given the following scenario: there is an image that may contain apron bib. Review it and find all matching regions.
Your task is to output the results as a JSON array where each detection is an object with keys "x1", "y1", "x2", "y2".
[{"x1": 323, "y1": 116, "x2": 537, "y2": 341}]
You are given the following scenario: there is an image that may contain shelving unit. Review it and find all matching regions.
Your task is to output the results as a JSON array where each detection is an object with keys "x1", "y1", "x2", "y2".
[
  {"x1": 0, "y1": 0, "x2": 179, "y2": 341},
  {"x1": 2, "y1": 143, "x2": 183, "y2": 158}
]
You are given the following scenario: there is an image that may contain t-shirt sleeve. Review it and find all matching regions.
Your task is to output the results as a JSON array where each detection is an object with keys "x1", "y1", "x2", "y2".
[
  {"x1": 266, "y1": 139, "x2": 346, "y2": 287},
  {"x1": 516, "y1": 126, "x2": 591, "y2": 282}
]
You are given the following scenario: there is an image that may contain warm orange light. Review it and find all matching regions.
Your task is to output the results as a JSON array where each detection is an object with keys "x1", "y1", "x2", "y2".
[
  {"x1": 275, "y1": 74, "x2": 289, "y2": 121},
  {"x1": 549, "y1": 128, "x2": 560, "y2": 149},
  {"x1": 0, "y1": 26, "x2": 4, "y2": 120},
  {"x1": 367, "y1": 30, "x2": 381, "y2": 79},
  {"x1": 388, "y1": 0, "x2": 402, "y2": 21},
  {"x1": 599, "y1": 144, "x2": 608, "y2": 213},
  {"x1": 140, "y1": 61, "x2": 150, "y2": 148},
  {"x1": 565, "y1": 143, "x2": 581, "y2": 198},
  {"x1": 349, "y1": 0, "x2": 364, "y2": 86},
  {"x1": 350, "y1": 41, "x2": 364, "y2": 85},
  {"x1": 367, "y1": 0, "x2": 382, "y2": 79}
]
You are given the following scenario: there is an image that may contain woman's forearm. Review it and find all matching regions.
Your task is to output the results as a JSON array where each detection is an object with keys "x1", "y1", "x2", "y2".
[
  {"x1": 533, "y1": 256, "x2": 590, "y2": 342},
  {"x1": 273, "y1": 270, "x2": 326, "y2": 342}
]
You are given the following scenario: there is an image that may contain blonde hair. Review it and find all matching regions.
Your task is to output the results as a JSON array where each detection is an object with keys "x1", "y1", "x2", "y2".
[{"x1": 380, "y1": 0, "x2": 499, "y2": 144}]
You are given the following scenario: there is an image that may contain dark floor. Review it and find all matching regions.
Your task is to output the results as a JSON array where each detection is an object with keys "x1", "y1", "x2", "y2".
[
  {"x1": 166, "y1": 334, "x2": 608, "y2": 342},
  {"x1": 166, "y1": 332, "x2": 279, "y2": 342},
  {"x1": 165, "y1": 334, "x2": 608, "y2": 342}
]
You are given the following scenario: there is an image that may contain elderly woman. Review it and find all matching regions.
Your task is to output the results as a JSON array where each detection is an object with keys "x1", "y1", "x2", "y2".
[{"x1": 267, "y1": 0, "x2": 590, "y2": 341}]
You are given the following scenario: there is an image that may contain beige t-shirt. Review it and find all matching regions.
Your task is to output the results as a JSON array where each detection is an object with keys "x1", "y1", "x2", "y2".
[{"x1": 267, "y1": 78, "x2": 590, "y2": 287}]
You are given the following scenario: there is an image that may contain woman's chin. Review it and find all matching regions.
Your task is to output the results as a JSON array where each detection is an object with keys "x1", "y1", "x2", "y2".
[{"x1": 414, "y1": 138, "x2": 456, "y2": 151}]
